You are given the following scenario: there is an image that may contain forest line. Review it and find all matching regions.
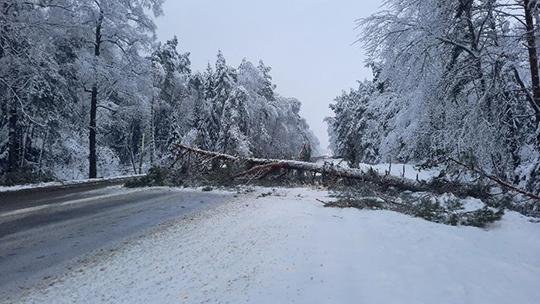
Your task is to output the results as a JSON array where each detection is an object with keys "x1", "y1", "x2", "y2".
[{"x1": 0, "y1": 1, "x2": 319, "y2": 184}]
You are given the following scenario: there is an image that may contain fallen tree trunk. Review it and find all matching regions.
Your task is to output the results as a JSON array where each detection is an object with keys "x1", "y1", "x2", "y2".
[
  {"x1": 172, "y1": 143, "x2": 429, "y2": 192},
  {"x1": 170, "y1": 144, "x2": 539, "y2": 214}
]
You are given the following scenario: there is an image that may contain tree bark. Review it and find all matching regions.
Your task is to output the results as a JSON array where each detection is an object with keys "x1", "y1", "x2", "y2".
[
  {"x1": 523, "y1": 0, "x2": 540, "y2": 130},
  {"x1": 89, "y1": 10, "x2": 103, "y2": 179},
  {"x1": 89, "y1": 85, "x2": 98, "y2": 178}
]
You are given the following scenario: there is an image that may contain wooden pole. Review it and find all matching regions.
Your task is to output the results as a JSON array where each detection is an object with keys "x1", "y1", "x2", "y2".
[{"x1": 138, "y1": 133, "x2": 145, "y2": 174}]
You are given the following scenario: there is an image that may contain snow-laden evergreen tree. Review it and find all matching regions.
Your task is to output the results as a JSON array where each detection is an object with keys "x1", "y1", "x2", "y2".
[
  {"x1": 328, "y1": 81, "x2": 376, "y2": 167},
  {"x1": 150, "y1": 37, "x2": 191, "y2": 163},
  {"x1": 298, "y1": 140, "x2": 313, "y2": 162},
  {"x1": 185, "y1": 72, "x2": 212, "y2": 150},
  {"x1": 236, "y1": 58, "x2": 320, "y2": 158},
  {"x1": 257, "y1": 60, "x2": 277, "y2": 102},
  {"x1": 203, "y1": 63, "x2": 216, "y2": 100},
  {"x1": 216, "y1": 86, "x2": 251, "y2": 157},
  {"x1": 213, "y1": 50, "x2": 238, "y2": 114},
  {"x1": 201, "y1": 61, "x2": 220, "y2": 151}
]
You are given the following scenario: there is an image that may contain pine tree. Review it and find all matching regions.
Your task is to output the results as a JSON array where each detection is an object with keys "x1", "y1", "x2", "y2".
[
  {"x1": 203, "y1": 63, "x2": 216, "y2": 100},
  {"x1": 299, "y1": 140, "x2": 313, "y2": 162},
  {"x1": 149, "y1": 36, "x2": 192, "y2": 163},
  {"x1": 187, "y1": 72, "x2": 213, "y2": 150},
  {"x1": 213, "y1": 50, "x2": 238, "y2": 115},
  {"x1": 217, "y1": 86, "x2": 251, "y2": 156},
  {"x1": 203, "y1": 50, "x2": 238, "y2": 151},
  {"x1": 257, "y1": 60, "x2": 277, "y2": 101}
]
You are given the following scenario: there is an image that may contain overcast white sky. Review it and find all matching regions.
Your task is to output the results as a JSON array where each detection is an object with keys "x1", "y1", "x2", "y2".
[{"x1": 155, "y1": 0, "x2": 381, "y2": 153}]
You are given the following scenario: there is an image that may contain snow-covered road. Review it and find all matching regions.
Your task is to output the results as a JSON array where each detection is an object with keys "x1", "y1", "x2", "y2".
[{"x1": 6, "y1": 188, "x2": 540, "y2": 304}]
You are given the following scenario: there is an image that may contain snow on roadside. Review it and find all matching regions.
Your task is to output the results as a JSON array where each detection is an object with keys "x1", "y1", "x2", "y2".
[
  {"x1": 9, "y1": 188, "x2": 540, "y2": 304},
  {"x1": 0, "y1": 175, "x2": 145, "y2": 193}
]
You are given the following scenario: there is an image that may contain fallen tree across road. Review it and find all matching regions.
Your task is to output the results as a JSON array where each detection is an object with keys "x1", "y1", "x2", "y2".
[
  {"x1": 171, "y1": 144, "x2": 540, "y2": 206},
  {"x1": 172, "y1": 143, "x2": 429, "y2": 192}
]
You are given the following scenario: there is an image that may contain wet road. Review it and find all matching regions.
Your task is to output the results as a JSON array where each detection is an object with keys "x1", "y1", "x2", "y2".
[{"x1": 0, "y1": 186, "x2": 233, "y2": 299}]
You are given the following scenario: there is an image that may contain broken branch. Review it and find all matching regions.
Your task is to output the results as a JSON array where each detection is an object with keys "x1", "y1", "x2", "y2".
[{"x1": 448, "y1": 158, "x2": 540, "y2": 200}]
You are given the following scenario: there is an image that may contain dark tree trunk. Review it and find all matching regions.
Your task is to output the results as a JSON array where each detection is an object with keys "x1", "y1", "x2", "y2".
[
  {"x1": 523, "y1": 0, "x2": 540, "y2": 128},
  {"x1": 89, "y1": 85, "x2": 98, "y2": 178},
  {"x1": 8, "y1": 97, "x2": 19, "y2": 172},
  {"x1": 89, "y1": 11, "x2": 103, "y2": 179}
]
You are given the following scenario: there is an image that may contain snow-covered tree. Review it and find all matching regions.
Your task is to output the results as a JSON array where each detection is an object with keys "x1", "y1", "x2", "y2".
[
  {"x1": 298, "y1": 140, "x2": 313, "y2": 162},
  {"x1": 328, "y1": 81, "x2": 376, "y2": 167},
  {"x1": 257, "y1": 60, "x2": 276, "y2": 101},
  {"x1": 0, "y1": 1, "x2": 78, "y2": 177},
  {"x1": 217, "y1": 86, "x2": 251, "y2": 157},
  {"x1": 1, "y1": 2, "x2": 51, "y2": 172},
  {"x1": 150, "y1": 37, "x2": 191, "y2": 164},
  {"x1": 71, "y1": 0, "x2": 164, "y2": 178},
  {"x1": 212, "y1": 50, "x2": 237, "y2": 114},
  {"x1": 328, "y1": 0, "x2": 540, "y2": 192}
]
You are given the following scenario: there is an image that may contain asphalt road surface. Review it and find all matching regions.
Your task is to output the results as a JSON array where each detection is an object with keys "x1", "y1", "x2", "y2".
[{"x1": 0, "y1": 186, "x2": 233, "y2": 300}]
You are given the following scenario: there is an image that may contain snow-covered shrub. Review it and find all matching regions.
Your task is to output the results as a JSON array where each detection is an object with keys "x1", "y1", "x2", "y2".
[{"x1": 327, "y1": 188, "x2": 505, "y2": 228}]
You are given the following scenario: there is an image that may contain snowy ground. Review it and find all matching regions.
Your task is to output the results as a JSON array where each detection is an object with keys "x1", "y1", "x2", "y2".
[
  {"x1": 315, "y1": 158, "x2": 439, "y2": 181},
  {"x1": 7, "y1": 187, "x2": 540, "y2": 304}
]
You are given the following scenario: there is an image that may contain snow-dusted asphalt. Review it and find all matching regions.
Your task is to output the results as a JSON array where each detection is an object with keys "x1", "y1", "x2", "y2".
[
  {"x1": 2, "y1": 187, "x2": 539, "y2": 304},
  {"x1": 0, "y1": 187, "x2": 233, "y2": 300}
]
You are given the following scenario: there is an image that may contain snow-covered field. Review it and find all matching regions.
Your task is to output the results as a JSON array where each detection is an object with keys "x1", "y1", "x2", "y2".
[{"x1": 9, "y1": 188, "x2": 540, "y2": 304}]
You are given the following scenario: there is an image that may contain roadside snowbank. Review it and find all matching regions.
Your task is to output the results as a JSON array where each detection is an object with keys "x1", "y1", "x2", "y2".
[
  {"x1": 0, "y1": 175, "x2": 145, "y2": 193},
  {"x1": 10, "y1": 188, "x2": 540, "y2": 304}
]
